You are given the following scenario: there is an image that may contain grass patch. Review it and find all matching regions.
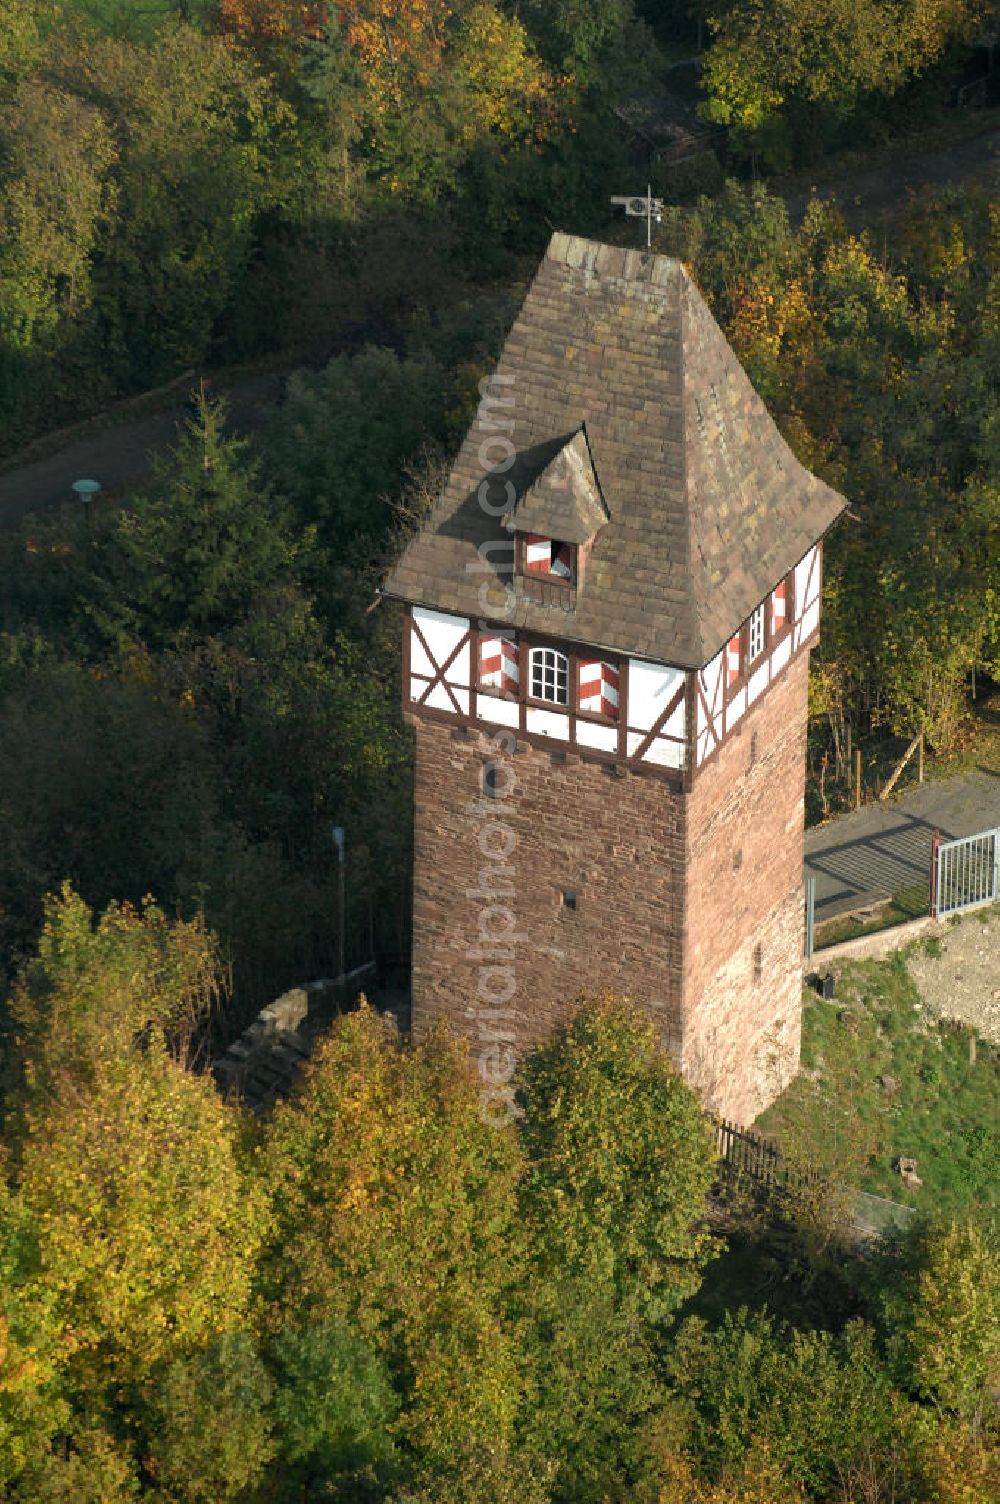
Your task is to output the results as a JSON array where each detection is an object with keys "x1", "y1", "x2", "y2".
[
  {"x1": 922, "y1": 687, "x2": 1000, "y2": 783},
  {"x1": 758, "y1": 951, "x2": 1000, "y2": 1221},
  {"x1": 814, "y1": 880, "x2": 930, "y2": 949}
]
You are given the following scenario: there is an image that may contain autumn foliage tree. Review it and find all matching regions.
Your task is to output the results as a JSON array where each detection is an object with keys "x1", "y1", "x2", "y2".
[
  {"x1": 703, "y1": 0, "x2": 989, "y2": 164},
  {"x1": 1, "y1": 888, "x2": 270, "y2": 1499}
]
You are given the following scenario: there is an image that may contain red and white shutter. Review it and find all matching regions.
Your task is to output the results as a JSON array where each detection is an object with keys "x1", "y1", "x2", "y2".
[
  {"x1": 771, "y1": 578, "x2": 787, "y2": 635},
  {"x1": 578, "y1": 659, "x2": 620, "y2": 719},
  {"x1": 525, "y1": 534, "x2": 551, "y2": 575},
  {"x1": 480, "y1": 636, "x2": 519, "y2": 696},
  {"x1": 726, "y1": 633, "x2": 741, "y2": 689}
]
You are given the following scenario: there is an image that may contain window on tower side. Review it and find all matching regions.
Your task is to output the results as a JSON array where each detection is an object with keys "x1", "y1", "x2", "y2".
[
  {"x1": 748, "y1": 604, "x2": 765, "y2": 663},
  {"x1": 529, "y1": 647, "x2": 569, "y2": 705}
]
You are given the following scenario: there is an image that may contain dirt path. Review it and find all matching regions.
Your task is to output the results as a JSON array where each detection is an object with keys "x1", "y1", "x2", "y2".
[
  {"x1": 0, "y1": 370, "x2": 286, "y2": 529},
  {"x1": 906, "y1": 903, "x2": 1000, "y2": 1044}
]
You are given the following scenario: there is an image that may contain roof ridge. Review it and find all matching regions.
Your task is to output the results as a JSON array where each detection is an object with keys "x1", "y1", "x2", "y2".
[
  {"x1": 677, "y1": 267, "x2": 698, "y2": 658},
  {"x1": 544, "y1": 231, "x2": 684, "y2": 287}
]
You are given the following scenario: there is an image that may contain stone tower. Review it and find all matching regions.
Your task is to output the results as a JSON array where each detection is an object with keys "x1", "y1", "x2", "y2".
[{"x1": 384, "y1": 235, "x2": 845, "y2": 1124}]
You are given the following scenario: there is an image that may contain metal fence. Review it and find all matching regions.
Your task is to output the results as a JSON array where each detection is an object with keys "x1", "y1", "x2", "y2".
[
  {"x1": 932, "y1": 826, "x2": 1000, "y2": 918},
  {"x1": 805, "y1": 876, "x2": 816, "y2": 960}
]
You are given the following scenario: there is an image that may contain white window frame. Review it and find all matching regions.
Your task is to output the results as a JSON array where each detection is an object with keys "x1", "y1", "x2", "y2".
[
  {"x1": 748, "y1": 604, "x2": 766, "y2": 664},
  {"x1": 529, "y1": 647, "x2": 569, "y2": 706}
]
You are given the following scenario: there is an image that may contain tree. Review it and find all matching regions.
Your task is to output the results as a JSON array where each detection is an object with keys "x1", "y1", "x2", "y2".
[
  {"x1": 313, "y1": 0, "x2": 566, "y2": 201},
  {"x1": 0, "y1": 79, "x2": 115, "y2": 351},
  {"x1": 260, "y1": 1005, "x2": 529, "y2": 1475},
  {"x1": 0, "y1": 77, "x2": 117, "y2": 442},
  {"x1": 13, "y1": 1426, "x2": 140, "y2": 1503},
  {"x1": 9, "y1": 890, "x2": 266, "y2": 1403},
  {"x1": 703, "y1": 0, "x2": 988, "y2": 163},
  {"x1": 919, "y1": 1420, "x2": 1000, "y2": 1503},
  {"x1": 886, "y1": 1218, "x2": 1000, "y2": 1424},
  {"x1": 142, "y1": 1332, "x2": 274, "y2": 1502},
  {"x1": 654, "y1": 1440, "x2": 807, "y2": 1504},
  {"x1": 0, "y1": 0, "x2": 43, "y2": 81},
  {"x1": 0, "y1": 659, "x2": 220, "y2": 966},
  {"x1": 0, "y1": 1174, "x2": 69, "y2": 1495},
  {"x1": 48, "y1": 25, "x2": 293, "y2": 389},
  {"x1": 78, "y1": 397, "x2": 298, "y2": 655},
  {"x1": 662, "y1": 1309, "x2": 919, "y2": 1497},
  {"x1": 511, "y1": 1000, "x2": 720, "y2": 1500},
  {"x1": 516, "y1": 997, "x2": 719, "y2": 1326},
  {"x1": 522, "y1": 0, "x2": 648, "y2": 91},
  {"x1": 268, "y1": 1320, "x2": 399, "y2": 1496},
  {"x1": 265, "y1": 345, "x2": 446, "y2": 546}
]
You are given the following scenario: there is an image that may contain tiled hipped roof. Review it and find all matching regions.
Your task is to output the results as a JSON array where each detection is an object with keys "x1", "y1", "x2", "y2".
[{"x1": 384, "y1": 233, "x2": 847, "y2": 668}]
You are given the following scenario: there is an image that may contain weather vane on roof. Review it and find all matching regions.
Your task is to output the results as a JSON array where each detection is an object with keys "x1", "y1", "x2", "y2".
[{"x1": 610, "y1": 184, "x2": 663, "y2": 249}]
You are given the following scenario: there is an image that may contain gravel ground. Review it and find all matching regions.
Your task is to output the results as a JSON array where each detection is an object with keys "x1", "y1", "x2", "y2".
[{"x1": 906, "y1": 903, "x2": 1000, "y2": 1044}]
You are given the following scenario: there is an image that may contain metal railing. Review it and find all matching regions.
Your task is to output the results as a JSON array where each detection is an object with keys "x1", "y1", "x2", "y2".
[{"x1": 932, "y1": 826, "x2": 1000, "y2": 918}]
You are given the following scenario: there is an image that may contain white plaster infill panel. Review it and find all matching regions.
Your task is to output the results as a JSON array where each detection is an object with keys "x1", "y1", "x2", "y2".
[
  {"x1": 771, "y1": 633, "x2": 792, "y2": 674},
  {"x1": 476, "y1": 694, "x2": 519, "y2": 729},
  {"x1": 796, "y1": 545, "x2": 820, "y2": 613},
  {"x1": 628, "y1": 658, "x2": 686, "y2": 766},
  {"x1": 747, "y1": 658, "x2": 769, "y2": 706},
  {"x1": 576, "y1": 720, "x2": 618, "y2": 753},
  {"x1": 726, "y1": 684, "x2": 746, "y2": 731},
  {"x1": 800, "y1": 599, "x2": 820, "y2": 641},
  {"x1": 413, "y1": 607, "x2": 470, "y2": 679},
  {"x1": 695, "y1": 652, "x2": 724, "y2": 767},
  {"x1": 425, "y1": 681, "x2": 470, "y2": 715},
  {"x1": 525, "y1": 706, "x2": 569, "y2": 739},
  {"x1": 643, "y1": 736, "x2": 685, "y2": 769},
  {"x1": 410, "y1": 630, "x2": 435, "y2": 679},
  {"x1": 629, "y1": 659, "x2": 685, "y2": 731}
]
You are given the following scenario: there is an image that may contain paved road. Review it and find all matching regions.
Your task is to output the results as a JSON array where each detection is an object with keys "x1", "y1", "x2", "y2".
[
  {"x1": 1, "y1": 116, "x2": 997, "y2": 530},
  {"x1": 784, "y1": 120, "x2": 1000, "y2": 228},
  {"x1": 0, "y1": 371, "x2": 285, "y2": 529},
  {"x1": 805, "y1": 769, "x2": 1000, "y2": 921}
]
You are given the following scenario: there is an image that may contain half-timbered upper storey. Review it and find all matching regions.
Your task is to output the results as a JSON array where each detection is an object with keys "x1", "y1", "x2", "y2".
[{"x1": 384, "y1": 234, "x2": 846, "y2": 782}]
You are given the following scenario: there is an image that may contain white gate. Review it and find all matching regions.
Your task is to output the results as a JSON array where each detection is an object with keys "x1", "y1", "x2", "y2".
[{"x1": 932, "y1": 827, "x2": 1000, "y2": 918}]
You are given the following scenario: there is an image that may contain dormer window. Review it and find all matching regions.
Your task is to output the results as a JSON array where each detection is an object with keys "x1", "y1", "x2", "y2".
[
  {"x1": 502, "y1": 428, "x2": 608, "y2": 595},
  {"x1": 529, "y1": 646, "x2": 569, "y2": 705},
  {"x1": 525, "y1": 534, "x2": 574, "y2": 582}
]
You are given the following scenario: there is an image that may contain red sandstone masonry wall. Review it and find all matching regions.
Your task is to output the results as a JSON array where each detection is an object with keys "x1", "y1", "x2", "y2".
[
  {"x1": 411, "y1": 720, "x2": 687, "y2": 1070},
  {"x1": 681, "y1": 653, "x2": 809, "y2": 1123}
]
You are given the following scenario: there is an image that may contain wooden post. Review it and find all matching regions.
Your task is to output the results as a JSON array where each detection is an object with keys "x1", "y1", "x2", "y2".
[
  {"x1": 881, "y1": 730, "x2": 924, "y2": 802},
  {"x1": 970, "y1": 1033, "x2": 977, "y2": 1067},
  {"x1": 854, "y1": 748, "x2": 862, "y2": 809},
  {"x1": 917, "y1": 731, "x2": 924, "y2": 784}
]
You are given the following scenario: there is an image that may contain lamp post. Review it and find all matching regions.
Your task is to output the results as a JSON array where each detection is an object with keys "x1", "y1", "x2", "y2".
[{"x1": 71, "y1": 478, "x2": 101, "y2": 524}]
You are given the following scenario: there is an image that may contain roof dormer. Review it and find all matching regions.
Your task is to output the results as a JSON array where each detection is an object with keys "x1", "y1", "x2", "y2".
[{"x1": 503, "y1": 427, "x2": 608, "y2": 600}]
